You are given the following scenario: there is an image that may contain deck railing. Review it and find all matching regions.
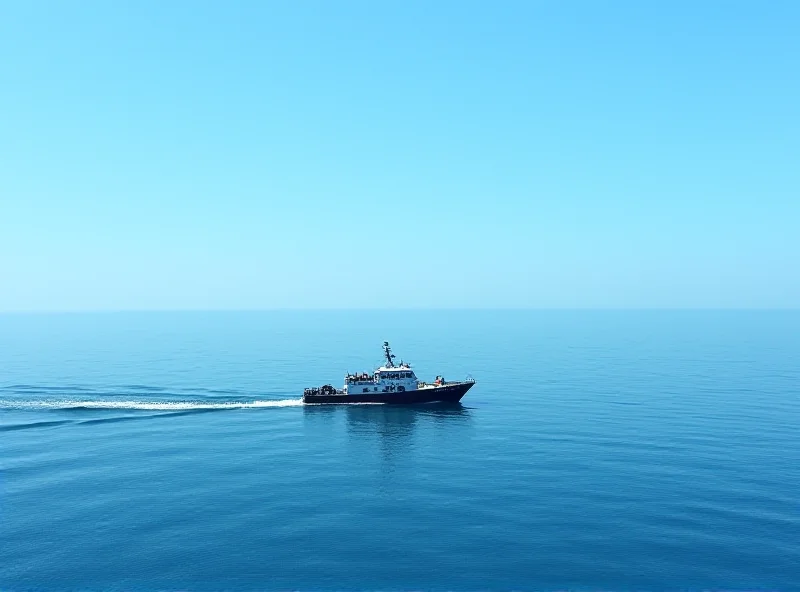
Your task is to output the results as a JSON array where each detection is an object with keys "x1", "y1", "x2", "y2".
[{"x1": 417, "y1": 376, "x2": 475, "y2": 387}]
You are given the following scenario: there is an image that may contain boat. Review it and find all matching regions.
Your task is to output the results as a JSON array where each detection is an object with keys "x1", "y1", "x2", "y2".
[{"x1": 303, "y1": 342, "x2": 475, "y2": 404}]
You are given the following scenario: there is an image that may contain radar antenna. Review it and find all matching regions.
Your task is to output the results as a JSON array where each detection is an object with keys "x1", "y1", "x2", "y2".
[{"x1": 382, "y1": 341, "x2": 396, "y2": 368}]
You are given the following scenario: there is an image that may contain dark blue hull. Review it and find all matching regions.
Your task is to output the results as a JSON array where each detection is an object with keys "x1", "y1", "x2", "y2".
[{"x1": 303, "y1": 381, "x2": 474, "y2": 405}]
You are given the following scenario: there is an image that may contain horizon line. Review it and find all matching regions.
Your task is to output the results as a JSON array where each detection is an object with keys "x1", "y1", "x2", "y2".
[{"x1": 1, "y1": 307, "x2": 798, "y2": 314}]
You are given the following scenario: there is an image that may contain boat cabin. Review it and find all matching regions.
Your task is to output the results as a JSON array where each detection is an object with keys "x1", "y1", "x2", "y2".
[{"x1": 342, "y1": 342, "x2": 419, "y2": 394}]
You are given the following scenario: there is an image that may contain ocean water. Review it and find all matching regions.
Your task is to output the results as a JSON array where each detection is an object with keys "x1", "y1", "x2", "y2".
[{"x1": 1, "y1": 310, "x2": 798, "y2": 591}]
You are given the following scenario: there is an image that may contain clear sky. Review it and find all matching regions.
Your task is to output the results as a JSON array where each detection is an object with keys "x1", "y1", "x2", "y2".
[{"x1": 1, "y1": 0, "x2": 798, "y2": 310}]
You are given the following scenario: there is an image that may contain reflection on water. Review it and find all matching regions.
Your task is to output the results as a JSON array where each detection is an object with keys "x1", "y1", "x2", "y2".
[
  {"x1": 345, "y1": 404, "x2": 419, "y2": 441},
  {"x1": 303, "y1": 403, "x2": 473, "y2": 466},
  {"x1": 303, "y1": 402, "x2": 471, "y2": 431},
  {"x1": 352, "y1": 403, "x2": 473, "y2": 478}
]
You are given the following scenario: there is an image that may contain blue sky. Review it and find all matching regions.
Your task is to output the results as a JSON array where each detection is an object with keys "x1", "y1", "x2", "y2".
[{"x1": 1, "y1": 0, "x2": 797, "y2": 310}]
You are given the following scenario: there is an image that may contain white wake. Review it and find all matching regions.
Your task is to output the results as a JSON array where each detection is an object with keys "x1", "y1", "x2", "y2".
[{"x1": 0, "y1": 399, "x2": 305, "y2": 411}]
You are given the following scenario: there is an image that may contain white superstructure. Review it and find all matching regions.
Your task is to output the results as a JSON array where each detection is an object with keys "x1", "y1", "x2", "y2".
[{"x1": 342, "y1": 342, "x2": 443, "y2": 395}]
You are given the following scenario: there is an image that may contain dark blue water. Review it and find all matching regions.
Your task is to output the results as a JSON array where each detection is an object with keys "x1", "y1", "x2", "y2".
[{"x1": 2, "y1": 311, "x2": 799, "y2": 591}]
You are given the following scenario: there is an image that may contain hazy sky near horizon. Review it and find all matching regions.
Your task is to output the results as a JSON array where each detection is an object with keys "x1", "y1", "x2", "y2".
[{"x1": 1, "y1": 0, "x2": 798, "y2": 311}]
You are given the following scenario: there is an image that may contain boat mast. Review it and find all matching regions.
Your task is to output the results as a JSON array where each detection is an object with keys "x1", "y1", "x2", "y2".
[{"x1": 382, "y1": 341, "x2": 396, "y2": 368}]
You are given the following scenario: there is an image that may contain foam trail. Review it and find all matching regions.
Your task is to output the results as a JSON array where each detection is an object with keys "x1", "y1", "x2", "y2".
[{"x1": 0, "y1": 399, "x2": 305, "y2": 411}]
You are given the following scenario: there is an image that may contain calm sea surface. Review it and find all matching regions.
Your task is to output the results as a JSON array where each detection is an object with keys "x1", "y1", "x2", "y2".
[{"x1": 1, "y1": 311, "x2": 798, "y2": 591}]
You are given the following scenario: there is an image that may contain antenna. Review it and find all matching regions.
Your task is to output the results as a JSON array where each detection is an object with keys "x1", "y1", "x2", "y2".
[{"x1": 382, "y1": 341, "x2": 396, "y2": 368}]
